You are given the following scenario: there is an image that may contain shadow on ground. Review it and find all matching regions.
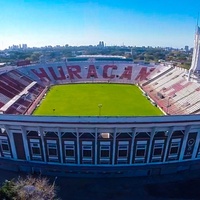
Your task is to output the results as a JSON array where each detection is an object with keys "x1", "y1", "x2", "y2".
[
  {"x1": 145, "y1": 179, "x2": 200, "y2": 199},
  {"x1": 1, "y1": 169, "x2": 200, "y2": 200}
]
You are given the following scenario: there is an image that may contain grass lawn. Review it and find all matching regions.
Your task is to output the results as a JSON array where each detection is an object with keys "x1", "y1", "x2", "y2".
[{"x1": 33, "y1": 84, "x2": 163, "y2": 116}]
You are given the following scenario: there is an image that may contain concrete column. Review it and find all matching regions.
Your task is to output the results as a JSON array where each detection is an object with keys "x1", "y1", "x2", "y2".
[
  {"x1": 146, "y1": 128, "x2": 156, "y2": 163},
  {"x1": 76, "y1": 128, "x2": 80, "y2": 165},
  {"x1": 112, "y1": 128, "x2": 117, "y2": 165},
  {"x1": 163, "y1": 127, "x2": 174, "y2": 162},
  {"x1": 38, "y1": 127, "x2": 47, "y2": 162},
  {"x1": 129, "y1": 128, "x2": 136, "y2": 164},
  {"x1": 57, "y1": 128, "x2": 63, "y2": 164},
  {"x1": 179, "y1": 126, "x2": 191, "y2": 161},
  {"x1": 4, "y1": 125, "x2": 17, "y2": 159},
  {"x1": 21, "y1": 126, "x2": 30, "y2": 161},
  {"x1": 192, "y1": 130, "x2": 200, "y2": 159},
  {"x1": 95, "y1": 128, "x2": 98, "y2": 165}
]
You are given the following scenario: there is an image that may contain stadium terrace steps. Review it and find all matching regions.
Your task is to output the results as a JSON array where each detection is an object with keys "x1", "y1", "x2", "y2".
[
  {"x1": 163, "y1": 79, "x2": 187, "y2": 96},
  {"x1": 0, "y1": 93, "x2": 11, "y2": 104},
  {"x1": 0, "y1": 69, "x2": 46, "y2": 114},
  {"x1": 0, "y1": 75, "x2": 22, "y2": 92},
  {"x1": 1, "y1": 74, "x2": 25, "y2": 90},
  {"x1": 0, "y1": 80, "x2": 20, "y2": 95},
  {"x1": 6, "y1": 72, "x2": 27, "y2": 88},
  {"x1": 150, "y1": 70, "x2": 185, "y2": 91},
  {"x1": 191, "y1": 106, "x2": 200, "y2": 114},
  {"x1": 7, "y1": 71, "x2": 31, "y2": 87},
  {"x1": 141, "y1": 66, "x2": 174, "y2": 86},
  {"x1": 170, "y1": 83, "x2": 199, "y2": 104},
  {"x1": 146, "y1": 67, "x2": 179, "y2": 85},
  {"x1": 0, "y1": 84, "x2": 15, "y2": 98},
  {"x1": 14, "y1": 70, "x2": 33, "y2": 84},
  {"x1": 167, "y1": 81, "x2": 192, "y2": 97},
  {"x1": 0, "y1": 101, "x2": 4, "y2": 108},
  {"x1": 141, "y1": 66, "x2": 200, "y2": 115},
  {"x1": 185, "y1": 100, "x2": 200, "y2": 113},
  {"x1": 141, "y1": 68, "x2": 179, "y2": 91}
]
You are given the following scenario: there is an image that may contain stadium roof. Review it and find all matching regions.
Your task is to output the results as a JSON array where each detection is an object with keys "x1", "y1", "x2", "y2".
[
  {"x1": 67, "y1": 55, "x2": 132, "y2": 62},
  {"x1": 76, "y1": 55, "x2": 127, "y2": 59}
]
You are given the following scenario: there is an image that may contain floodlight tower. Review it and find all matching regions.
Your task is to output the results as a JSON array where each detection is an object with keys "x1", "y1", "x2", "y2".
[
  {"x1": 188, "y1": 17, "x2": 200, "y2": 80},
  {"x1": 98, "y1": 104, "x2": 103, "y2": 116}
]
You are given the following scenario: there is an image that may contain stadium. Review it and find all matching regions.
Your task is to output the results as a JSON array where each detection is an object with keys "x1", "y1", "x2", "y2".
[{"x1": 0, "y1": 28, "x2": 200, "y2": 177}]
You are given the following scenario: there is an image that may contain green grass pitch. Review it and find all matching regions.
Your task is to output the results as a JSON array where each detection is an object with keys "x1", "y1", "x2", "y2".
[{"x1": 33, "y1": 84, "x2": 163, "y2": 116}]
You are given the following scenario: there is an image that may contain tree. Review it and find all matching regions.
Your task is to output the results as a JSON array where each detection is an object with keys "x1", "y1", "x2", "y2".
[
  {"x1": 30, "y1": 52, "x2": 41, "y2": 61},
  {"x1": 0, "y1": 176, "x2": 59, "y2": 200},
  {"x1": 0, "y1": 179, "x2": 17, "y2": 199}
]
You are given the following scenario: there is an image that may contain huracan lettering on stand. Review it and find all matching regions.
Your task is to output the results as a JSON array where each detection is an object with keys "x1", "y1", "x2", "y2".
[
  {"x1": 103, "y1": 65, "x2": 117, "y2": 78},
  {"x1": 31, "y1": 68, "x2": 51, "y2": 81},
  {"x1": 29, "y1": 65, "x2": 153, "y2": 82},
  {"x1": 120, "y1": 66, "x2": 132, "y2": 80},
  {"x1": 87, "y1": 65, "x2": 98, "y2": 78},
  {"x1": 48, "y1": 66, "x2": 66, "y2": 80},
  {"x1": 67, "y1": 65, "x2": 82, "y2": 79},
  {"x1": 135, "y1": 67, "x2": 155, "y2": 81}
]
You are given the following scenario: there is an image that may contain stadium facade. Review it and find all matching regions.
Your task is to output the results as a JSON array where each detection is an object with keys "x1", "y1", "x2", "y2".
[
  {"x1": 1, "y1": 29, "x2": 200, "y2": 177},
  {"x1": 1, "y1": 114, "x2": 200, "y2": 177}
]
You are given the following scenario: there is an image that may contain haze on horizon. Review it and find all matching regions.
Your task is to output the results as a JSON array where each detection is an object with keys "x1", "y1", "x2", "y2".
[{"x1": 0, "y1": 0, "x2": 200, "y2": 50}]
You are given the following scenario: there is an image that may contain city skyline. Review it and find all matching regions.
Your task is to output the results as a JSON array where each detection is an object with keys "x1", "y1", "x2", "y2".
[
  {"x1": 5, "y1": 42, "x2": 191, "y2": 50},
  {"x1": 0, "y1": 0, "x2": 200, "y2": 50}
]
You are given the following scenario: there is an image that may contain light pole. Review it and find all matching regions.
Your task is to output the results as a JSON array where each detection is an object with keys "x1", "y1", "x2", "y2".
[
  {"x1": 98, "y1": 104, "x2": 102, "y2": 116},
  {"x1": 167, "y1": 97, "x2": 171, "y2": 115}
]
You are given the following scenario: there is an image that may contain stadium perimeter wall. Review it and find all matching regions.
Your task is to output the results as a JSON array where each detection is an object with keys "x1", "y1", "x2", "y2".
[
  {"x1": 25, "y1": 86, "x2": 48, "y2": 115},
  {"x1": 1, "y1": 114, "x2": 200, "y2": 177}
]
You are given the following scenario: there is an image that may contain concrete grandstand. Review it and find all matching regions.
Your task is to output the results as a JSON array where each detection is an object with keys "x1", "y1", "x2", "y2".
[{"x1": 0, "y1": 28, "x2": 200, "y2": 177}]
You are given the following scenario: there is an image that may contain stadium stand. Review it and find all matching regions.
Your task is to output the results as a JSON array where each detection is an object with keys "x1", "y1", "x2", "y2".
[
  {"x1": 0, "y1": 59, "x2": 199, "y2": 116},
  {"x1": 141, "y1": 66, "x2": 200, "y2": 115},
  {"x1": 17, "y1": 61, "x2": 156, "y2": 85},
  {"x1": 0, "y1": 101, "x2": 4, "y2": 108},
  {"x1": 0, "y1": 60, "x2": 159, "y2": 115},
  {"x1": 0, "y1": 70, "x2": 46, "y2": 114}
]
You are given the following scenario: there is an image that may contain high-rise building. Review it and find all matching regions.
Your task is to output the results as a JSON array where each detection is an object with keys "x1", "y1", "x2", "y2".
[
  {"x1": 184, "y1": 45, "x2": 189, "y2": 52},
  {"x1": 97, "y1": 41, "x2": 104, "y2": 48},
  {"x1": 22, "y1": 44, "x2": 27, "y2": 49}
]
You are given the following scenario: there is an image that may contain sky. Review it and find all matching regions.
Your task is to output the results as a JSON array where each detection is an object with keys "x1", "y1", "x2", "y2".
[{"x1": 0, "y1": 0, "x2": 200, "y2": 50}]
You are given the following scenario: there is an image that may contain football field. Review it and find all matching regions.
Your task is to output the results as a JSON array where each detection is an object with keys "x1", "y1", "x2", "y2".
[{"x1": 33, "y1": 84, "x2": 163, "y2": 116}]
